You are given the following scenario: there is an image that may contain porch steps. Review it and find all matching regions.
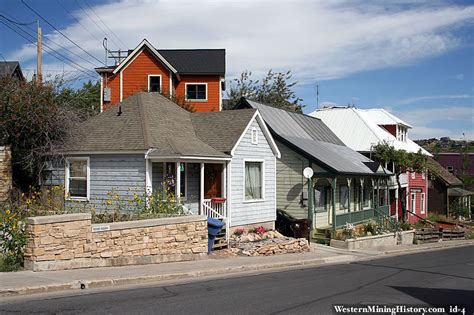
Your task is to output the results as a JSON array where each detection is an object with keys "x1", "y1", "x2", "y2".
[
  {"x1": 311, "y1": 227, "x2": 331, "y2": 245},
  {"x1": 212, "y1": 228, "x2": 228, "y2": 250}
]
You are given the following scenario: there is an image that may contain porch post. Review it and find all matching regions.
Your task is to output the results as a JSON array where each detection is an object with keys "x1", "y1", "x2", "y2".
[
  {"x1": 332, "y1": 177, "x2": 337, "y2": 232},
  {"x1": 371, "y1": 179, "x2": 375, "y2": 208},
  {"x1": 200, "y1": 162, "x2": 204, "y2": 215},
  {"x1": 376, "y1": 179, "x2": 380, "y2": 208},
  {"x1": 145, "y1": 159, "x2": 152, "y2": 198},
  {"x1": 386, "y1": 179, "x2": 390, "y2": 208},
  {"x1": 360, "y1": 179, "x2": 364, "y2": 210},
  {"x1": 176, "y1": 161, "x2": 181, "y2": 201},
  {"x1": 347, "y1": 178, "x2": 352, "y2": 223}
]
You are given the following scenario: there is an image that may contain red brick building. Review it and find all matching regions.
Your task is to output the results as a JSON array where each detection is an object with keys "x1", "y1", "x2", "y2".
[{"x1": 95, "y1": 39, "x2": 225, "y2": 113}]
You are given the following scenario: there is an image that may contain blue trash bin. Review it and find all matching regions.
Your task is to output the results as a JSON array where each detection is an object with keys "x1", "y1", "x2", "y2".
[{"x1": 207, "y1": 217, "x2": 225, "y2": 253}]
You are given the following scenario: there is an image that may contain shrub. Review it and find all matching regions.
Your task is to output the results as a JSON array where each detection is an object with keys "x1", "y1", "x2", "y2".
[
  {"x1": 255, "y1": 226, "x2": 266, "y2": 235},
  {"x1": 364, "y1": 220, "x2": 378, "y2": 236},
  {"x1": 0, "y1": 208, "x2": 27, "y2": 271},
  {"x1": 233, "y1": 228, "x2": 246, "y2": 236},
  {"x1": 399, "y1": 222, "x2": 412, "y2": 231}
]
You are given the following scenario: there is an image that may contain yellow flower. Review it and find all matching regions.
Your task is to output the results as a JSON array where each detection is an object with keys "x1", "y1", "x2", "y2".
[{"x1": 5, "y1": 209, "x2": 10, "y2": 215}]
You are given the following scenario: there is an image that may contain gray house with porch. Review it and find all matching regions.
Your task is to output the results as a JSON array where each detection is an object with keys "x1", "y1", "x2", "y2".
[
  {"x1": 46, "y1": 93, "x2": 280, "y2": 239},
  {"x1": 235, "y1": 99, "x2": 392, "y2": 239}
]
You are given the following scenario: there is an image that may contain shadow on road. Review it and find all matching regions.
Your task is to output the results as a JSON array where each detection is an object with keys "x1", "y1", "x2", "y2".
[{"x1": 390, "y1": 286, "x2": 474, "y2": 314}]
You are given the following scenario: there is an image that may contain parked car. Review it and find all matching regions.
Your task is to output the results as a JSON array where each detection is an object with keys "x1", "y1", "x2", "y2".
[{"x1": 276, "y1": 209, "x2": 311, "y2": 240}]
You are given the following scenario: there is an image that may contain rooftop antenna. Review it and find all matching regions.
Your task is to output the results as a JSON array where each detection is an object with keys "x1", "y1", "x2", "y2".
[
  {"x1": 316, "y1": 83, "x2": 319, "y2": 109},
  {"x1": 102, "y1": 37, "x2": 108, "y2": 67}
]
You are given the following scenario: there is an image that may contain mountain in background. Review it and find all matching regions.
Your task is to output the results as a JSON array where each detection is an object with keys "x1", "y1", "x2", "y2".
[{"x1": 415, "y1": 138, "x2": 474, "y2": 154}]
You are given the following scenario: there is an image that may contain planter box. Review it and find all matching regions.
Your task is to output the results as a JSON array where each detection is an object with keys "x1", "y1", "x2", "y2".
[{"x1": 330, "y1": 230, "x2": 416, "y2": 250}]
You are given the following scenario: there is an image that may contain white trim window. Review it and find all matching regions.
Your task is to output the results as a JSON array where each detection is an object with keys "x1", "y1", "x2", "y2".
[
  {"x1": 251, "y1": 127, "x2": 258, "y2": 145},
  {"x1": 420, "y1": 192, "x2": 425, "y2": 214},
  {"x1": 244, "y1": 160, "x2": 264, "y2": 201},
  {"x1": 148, "y1": 75, "x2": 162, "y2": 92},
  {"x1": 411, "y1": 192, "x2": 416, "y2": 214},
  {"x1": 185, "y1": 83, "x2": 207, "y2": 101},
  {"x1": 65, "y1": 157, "x2": 90, "y2": 200}
]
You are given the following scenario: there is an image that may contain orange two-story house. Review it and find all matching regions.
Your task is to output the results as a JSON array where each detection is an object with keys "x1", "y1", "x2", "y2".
[{"x1": 95, "y1": 39, "x2": 226, "y2": 112}]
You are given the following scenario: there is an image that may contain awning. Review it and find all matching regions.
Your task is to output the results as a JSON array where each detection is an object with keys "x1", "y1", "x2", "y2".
[{"x1": 448, "y1": 187, "x2": 474, "y2": 197}]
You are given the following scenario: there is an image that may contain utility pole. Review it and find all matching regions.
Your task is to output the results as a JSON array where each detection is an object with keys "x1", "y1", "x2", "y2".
[{"x1": 37, "y1": 21, "x2": 42, "y2": 82}]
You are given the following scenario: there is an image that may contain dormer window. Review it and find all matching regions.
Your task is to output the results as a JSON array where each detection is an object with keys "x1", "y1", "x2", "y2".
[{"x1": 397, "y1": 125, "x2": 407, "y2": 142}]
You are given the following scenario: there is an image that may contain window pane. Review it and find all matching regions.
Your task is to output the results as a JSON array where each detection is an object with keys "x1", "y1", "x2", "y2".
[
  {"x1": 149, "y1": 76, "x2": 161, "y2": 92},
  {"x1": 69, "y1": 160, "x2": 87, "y2": 177},
  {"x1": 315, "y1": 187, "x2": 327, "y2": 211},
  {"x1": 340, "y1": 185, "x2": 348, "y2": 209},
  {"x1": 245, "y1": 162, "x2": 262, "y2": 200},
  {"x1": 69, "y1": 179, "x2": 87, "y2": 197},
  {"x1": 186, "y1": 84, "x2": 206, "y2": 100}
]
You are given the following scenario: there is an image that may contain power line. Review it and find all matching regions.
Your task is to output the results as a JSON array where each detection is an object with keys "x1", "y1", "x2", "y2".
[
  {"x1": 55, "y1": 0, "x2": 104, "y2": 47},
  {"x1": 0, "y1": 19, "x2": 97, "y2": 77},
  {"x1": 82, "y1": 0, "x2": 127, "y2": 48},
  {"x1": 0, "y1": 14, "x2": 100, "y2": 68},
  {"x1": 21, "y1": 0, "x2": 105, "y2": 66}
]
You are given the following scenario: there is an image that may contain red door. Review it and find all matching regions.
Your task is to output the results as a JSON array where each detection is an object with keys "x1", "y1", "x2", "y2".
[{"x1": 204, "y1": 164, "x2": 222, "y2": 198}]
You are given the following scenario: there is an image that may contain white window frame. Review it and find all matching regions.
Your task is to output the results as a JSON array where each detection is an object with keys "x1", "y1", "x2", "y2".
[
  {"x1": 251, "y1": 127, "x2": 258, "y2": 145},
  {"x1": 148, "y1": 74, "x2": 162, "y2": 92},
  {"x1": 421, "y1": 192, "x2": 425, "y2": 214},
  {"x1": 411, "y1": 192, "x2": 416, "y2": 214},
  {"x1": 243, "y1": 159, "x2": 265, "y2": 203},
  {"x1": 185, "y1": 83, "x2": 208, "y2": 101},
  {"x1": 421, "y1": 172, "x2": 425, "y2": 180},
  {"x1": 65, "y1": 157, "x2": 90, "y2": 201}
]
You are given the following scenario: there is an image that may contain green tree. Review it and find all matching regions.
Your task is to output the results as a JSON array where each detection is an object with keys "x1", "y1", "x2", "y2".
[
  {"x1": 374, "y1": 142, "x2": 427, "y2": 222},
  {"x1": 56, "y1": 80, "x2": 101, "y2": 115},
  {"x1": 225, "y1": 69, "x2": 304, "y2": 112},
  {"x1": 0, "y1": 76, "x2": 88, "y2": 190}
]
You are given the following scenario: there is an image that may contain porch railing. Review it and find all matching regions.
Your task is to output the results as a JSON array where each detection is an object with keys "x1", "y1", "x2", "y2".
[
  {"x1": 202, "y1": 199, "x2": 226, "y2": 220},
  {"x1": 334, "y1": 205, "x2": 391, "y2": 228}
]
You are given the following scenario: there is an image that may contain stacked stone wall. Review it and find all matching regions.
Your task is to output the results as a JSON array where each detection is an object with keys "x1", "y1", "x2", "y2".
[
  {"x1": 0, "y1": 146, "x2": 12, "y2": 202},
  {"x1": 25, "y1": 214, "x2": 208, "y2": 271}
]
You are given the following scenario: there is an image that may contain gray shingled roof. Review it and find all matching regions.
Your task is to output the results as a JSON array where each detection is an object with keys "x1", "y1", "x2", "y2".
[
  {"x1": 158, "y1": 49, "x2": 225, "y2": 75},
  {"x1": 64, "y1": 93, "x2": 254, "y2": 158},
  {"x1": 0, "y1": 61, "x2": 24, "y2": 80},
  {"x1": 191, "y1": 109, "x2": 256, "y2": 153},
  {"x1": 427, "y1": 157, "x2": 463, "y2": 186},
  {"x1": 236, "y1": 98, "x2": 387, "y2": 176}
]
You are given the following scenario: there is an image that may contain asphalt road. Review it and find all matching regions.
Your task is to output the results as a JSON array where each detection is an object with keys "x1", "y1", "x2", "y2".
[{"x1": 1, "y1": 246, "x2": 473, "y2": 315}]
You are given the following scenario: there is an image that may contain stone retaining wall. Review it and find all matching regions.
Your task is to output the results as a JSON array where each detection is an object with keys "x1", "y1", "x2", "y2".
[
  {"x1": 330, "y1": 230, "x2": 415, "y2": 250},
  {"x1": 0, "y1": 146, "x2": 12, "y2": 202},
  {"x1": 24, "y1": 214, "x2": 208, "y2": 271}
]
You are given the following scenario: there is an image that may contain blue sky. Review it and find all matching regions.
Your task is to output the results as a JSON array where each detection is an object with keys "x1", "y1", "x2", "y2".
[{"x1": 1, "y1": 0, "x2": 473, "y2": 140}]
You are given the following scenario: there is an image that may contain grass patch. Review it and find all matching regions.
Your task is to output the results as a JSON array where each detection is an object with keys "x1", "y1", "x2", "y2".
[{"x1": 0, "y1": 255, "x2": 22, "y2": 272}]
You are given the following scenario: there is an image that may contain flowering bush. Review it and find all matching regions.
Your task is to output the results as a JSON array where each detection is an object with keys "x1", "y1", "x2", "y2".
[
  {"x1": 233, "y1": 228, "x2": 246, "y2": 236},
  {"x1": 255, "y1": 226, "x2": 267, "y2": 235},
  {"x1": 342, "y1": 222, "x2": 355, "y2": 239},
  {"x1": 0, "y1": 208, "x2": 27, "y2": 271}
]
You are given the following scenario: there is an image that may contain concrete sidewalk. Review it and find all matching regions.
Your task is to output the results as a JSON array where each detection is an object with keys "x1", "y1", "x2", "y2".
[{"x1": 1, "y1": 239, "x2": 473, "y2": 297}]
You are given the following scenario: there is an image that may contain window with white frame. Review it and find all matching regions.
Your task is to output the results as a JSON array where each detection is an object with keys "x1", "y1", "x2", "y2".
[
  {"x1": 421, "y1": 192, "x2": 425, "y2": 214},
  {"x1": 411, "y1": 192, "x2": 416, "y2": 214},
  {"x1": 421, "y1": 172, "x2": 425, "y2": 179},
  {"x1": 245, "y1": 161, "x2": 263, "y2": 201},
  {"x1": 251, "y1": 127, "x2": 258, "y2": 144},
  {"x1": 339, "y1": 185, "x2": 349, "y2": 210},
  {"x1": 66, "y1": 158, "x2": 89, "y2": 199},
  {"x1": 185, "y1": 83, "x2": 207, "y2": 100},
  {"x1": 148, "y1": 75, "x2": 161, "y2": 92}
]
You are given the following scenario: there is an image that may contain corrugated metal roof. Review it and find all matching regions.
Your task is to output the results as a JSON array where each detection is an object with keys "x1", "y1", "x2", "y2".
[
  {"x1": 311, "y1": 107, "x2": 431, "y2": 155},
  {"x1": 363, "y1": 108, "x2": 412, "y2": 128},
  {"x1": 237, "y1": 99, "x2": 386, "y2": 176}
]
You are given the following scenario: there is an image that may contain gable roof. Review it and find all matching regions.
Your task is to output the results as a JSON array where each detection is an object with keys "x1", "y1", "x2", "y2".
[
  {"x1": 311, "y1": 107, "x2": 431, "y2": 155},
  {"x1": 363, "y1": 108, "x2": 412, "y2": 128},
  {"x1": 236, "y1": 98, "x2": 389, "y2": 176},
  {"x1": 158, "y1": 49, "x2": 225, "y2": 75},
  {"x1": 426, "y1": 157, "x2": 463, "y2": 187},
  {"x1": 0, "y1": 61, "x2": 24, "y2": 80},
  {"x1": 63, "y1": 93, "x2": 276, "y2": 159},
  {"x1": 96, "y1": 39, "x2": 225, "y2": 77}
]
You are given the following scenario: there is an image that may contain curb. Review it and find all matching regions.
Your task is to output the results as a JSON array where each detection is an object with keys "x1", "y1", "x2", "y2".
[
  {"x1": 0, "y1": 254, "x2": 356, "y2": 297},
  {"x1": 381, "y1": 240, "x2": 474, "y2": 256}
]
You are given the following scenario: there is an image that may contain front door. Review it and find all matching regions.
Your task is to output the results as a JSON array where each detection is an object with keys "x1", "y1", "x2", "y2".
[{"x1": 204, "y1": 164, "x2": 223, "y2": 199}]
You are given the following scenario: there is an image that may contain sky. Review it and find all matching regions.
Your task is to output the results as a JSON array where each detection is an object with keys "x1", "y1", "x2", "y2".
[{"x1": 1, "y1": 0, "x2": 473, "y2": 140}]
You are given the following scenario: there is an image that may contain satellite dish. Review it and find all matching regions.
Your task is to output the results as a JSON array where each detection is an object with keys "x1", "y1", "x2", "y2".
[{"x1": 303, "y1": 167, "x2": 314, "y2": 179}]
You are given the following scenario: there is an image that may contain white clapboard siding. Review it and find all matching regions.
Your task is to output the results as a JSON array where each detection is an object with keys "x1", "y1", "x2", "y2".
[{"x1": 230, "y1": 119, "x2": 276, "y2": 226}]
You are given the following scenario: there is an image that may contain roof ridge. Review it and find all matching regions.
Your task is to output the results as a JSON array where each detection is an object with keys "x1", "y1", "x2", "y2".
[{"x1": 137, "y1": 93, "x2": 151, "y2": 148}]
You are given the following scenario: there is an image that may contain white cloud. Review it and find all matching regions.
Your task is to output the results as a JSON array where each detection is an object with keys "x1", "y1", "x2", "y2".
[
  {"x1": 454, "y1": 73, "x2": 464, "y2": 80},
  {"x1": 397, "y1": 94, "x2": 474, "y2": 105},
  {"x1": 6, "y1": 0, "x2": 474, "y2": 83},
  {"x1": 390, "y1": 106, "x2": 474, "y2": 140}
]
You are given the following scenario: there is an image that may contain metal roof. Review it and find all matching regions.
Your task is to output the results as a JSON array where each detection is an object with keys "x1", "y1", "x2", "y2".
[
  {"x1": 448, "y1": 187, "x2": 474, "y2": 197},
  {"x1": 363, "y1": 108, "x2": 412, "y2": 128},
  {"x1": 237, "y1": 98, "x2": 387, "y2": 176},
  {"x1": 311, "y1": 107, "x2": 431, "y2": 155}
]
